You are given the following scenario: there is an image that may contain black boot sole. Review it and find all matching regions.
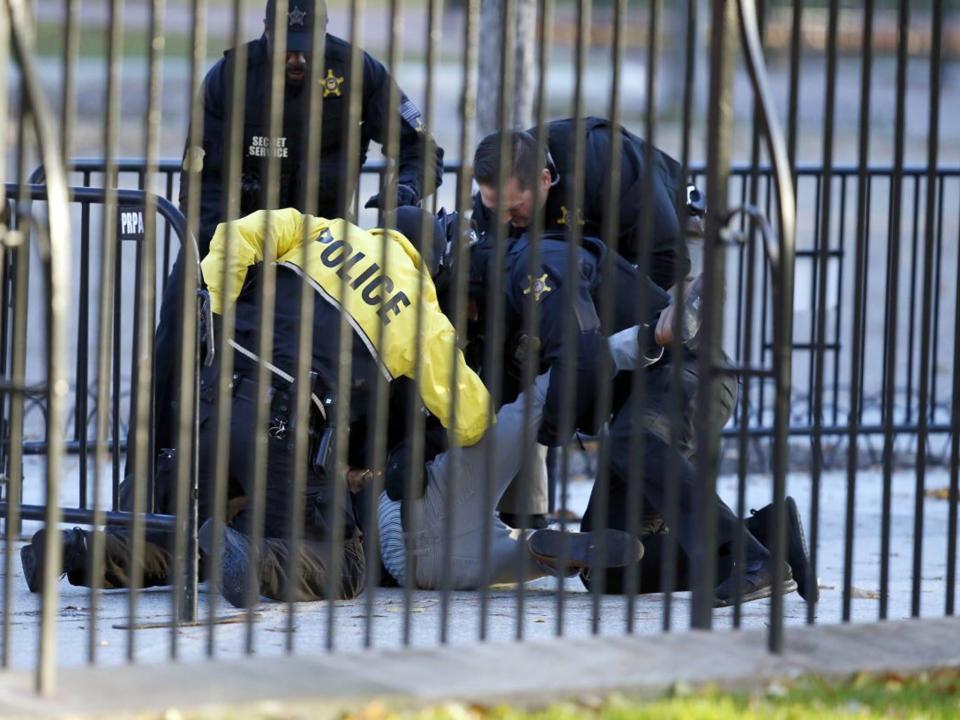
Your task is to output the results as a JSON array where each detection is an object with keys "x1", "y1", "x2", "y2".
[
  {"x1": 20, "y1": 544, "x2": 40, "y2": 594},
  {"x1": 714, "y1": 578, "x2": 798, "y2": 608},
  {"x1": 784, "y1": 496, "x2": 818, "y2": 603},
  {"x1": 746, "y1": 497, "x2": 819, "y2": 604},
  {"x1": 528, "y1": 528, "x2": 643, "y2": 570},
  {"x1": 198, "y1": 520, "x2": 257, "y2": 609}
]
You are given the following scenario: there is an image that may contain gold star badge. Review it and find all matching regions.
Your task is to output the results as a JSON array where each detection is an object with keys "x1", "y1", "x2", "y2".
[
  {"x1": 522, "y1": 273, "x2": 553, "y2": 302},
  {"x1": 321, "y1": 68, "x2": 345, "y2": 97},
  {"x1": 557, "y1": 205, "x2": 585, "y2": 227}
]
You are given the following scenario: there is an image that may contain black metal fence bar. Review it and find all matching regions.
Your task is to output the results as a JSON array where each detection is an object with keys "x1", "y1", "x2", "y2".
[
  {"x1": 203, "y1": 0, "x2": 246, "y2": 659},
  {"x1": 662, "y1": 0, "x2": 698, "y2": 633},
  {"x1": 420, "y1": 0, "x2": 443, "y2": 647},
  {"x1": 359, "y1": 0, "x2": 394, "y2": 652},
  {"x1": 694, "y1": 0, "x2": 735, "y2": 632},
  {"x1": 618, "y1": 0, "x2": 657, "y2": 633},
  {"x1": 734, "y1": 0, "x2": 798, "y2": 653},
  {"x1": 10, "y1": 162, "x2": 958, "y2": 535},
  {"x1": 87, "y1": 0, "x2": 124, "y2": 665},
  {"x1": 3, "y1": 0, "x2": 74, "y2": 694},
  {"x1": 601, "y1": 0, "x2": 628, "y2": 631},
  {"x1": 879, "y1": 0, "x2": 910, "y2": 622},
  {"x1": 914, "y1": 0, "x2": 943, "y2": 621},
  {"x1": 1, "y1": 0, "x2": 954, "y2": 697},
  {"x1": 808, "y1": 0, "x2": 839, "y2": 627}
]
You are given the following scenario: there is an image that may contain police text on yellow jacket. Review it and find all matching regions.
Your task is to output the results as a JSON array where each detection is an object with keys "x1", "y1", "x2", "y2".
[{"x1": 201, "y1": 208, "x2": 490, "y2": 446}]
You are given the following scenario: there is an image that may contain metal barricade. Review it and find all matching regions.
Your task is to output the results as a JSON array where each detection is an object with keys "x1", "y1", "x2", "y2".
[
  {"x1": 29, "y1": 160, "x2": 960, "y2": 457},
  {"x1": 0, "y1": 185, "x2": 193, "y2": 529}
]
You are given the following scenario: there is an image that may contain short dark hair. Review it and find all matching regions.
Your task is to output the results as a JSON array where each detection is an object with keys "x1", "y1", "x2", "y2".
[{"x1": 473, "y1": 130, "x2": 545, "y2": 190}]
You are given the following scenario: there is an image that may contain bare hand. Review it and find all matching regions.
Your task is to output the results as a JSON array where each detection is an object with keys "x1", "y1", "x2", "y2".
[
  {"x1": 655, "y1": 305, "x2": 675, "y2": 347},
  {"x1": 346, "y1": 467, "x2": 375, "y2": 494}
]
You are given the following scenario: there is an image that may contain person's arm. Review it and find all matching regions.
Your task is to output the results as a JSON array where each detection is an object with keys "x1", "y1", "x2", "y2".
[
  {"x1": 505, "y1": 247, "x2": 612, "y2": 446},
  {"x1": 604, "y1": 128, "x2": 690, "y2": 290},
  {"x1": 361, "y1": 53, "x2": 444, "y2": 209},
  {"x1": 180, "y1": 63, "x2": 228, "y2": 256},
  {"x1": 654, "y1": 273, "x2": 704, "y2": 348},
  {"x1": 200, "y1": 208, "x2": 306, "y2": 313},
  {"x1": 414, "y1": 278, "x2": 491, "y2": 447}
]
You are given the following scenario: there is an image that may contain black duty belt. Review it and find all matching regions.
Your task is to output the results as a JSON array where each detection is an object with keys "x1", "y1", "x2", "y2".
[{"x1": 229, "y1": 339, "x2": 328, "y2": 421}]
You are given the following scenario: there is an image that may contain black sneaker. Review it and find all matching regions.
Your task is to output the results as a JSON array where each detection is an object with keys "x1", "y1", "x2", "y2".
[
  {"x1": 713, "y1": 559, "x2": 797, "y2": 608},
  {"x1": 528, "y1": 528, "x2": 643, "y2": 574},
  {"x1": 745, "y1": 496, "x2": 819, "y2": 603},
  {"x1": 20, "y1": 527, "x2": 87, "y2": 594},
  {"x1": 198, "y1": 519, "x2": 257, "y2": 609}
]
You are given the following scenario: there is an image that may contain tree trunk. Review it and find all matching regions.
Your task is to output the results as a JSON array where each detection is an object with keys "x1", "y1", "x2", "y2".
[{"x1": 477, "y1": 0, "x2": 536, "y2": 138}]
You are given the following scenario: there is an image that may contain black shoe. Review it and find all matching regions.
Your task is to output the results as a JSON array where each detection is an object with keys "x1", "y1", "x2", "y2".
[
  {"x1": 500, "y1": 512, "x2": 550, "y2": 530},
  {"x1": 198, "y1": 520, "x2": 257, "y2": 609},
  {"x1": 20, "y1": 527, "x2": 87, "y2": 594},
  {"x1": 528, "y1": 528, "x2": 643, "y2": 574},
  {"x1": 745, "y1": 496, "x2": 819, "y2": 603},
  {"x1": 713, "y1": 559, "x2": 797, "y2": 608}
]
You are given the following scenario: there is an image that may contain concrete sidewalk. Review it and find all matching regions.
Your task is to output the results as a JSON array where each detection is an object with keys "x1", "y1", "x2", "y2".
[
  {"x1": 2, "y1": 464, "x2": 956, "y2": 670},
  {"x1": 0, "y1": 616, "x2": 958, "y2": 718}
]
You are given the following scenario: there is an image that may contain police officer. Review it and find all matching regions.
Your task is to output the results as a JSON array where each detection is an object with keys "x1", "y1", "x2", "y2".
[
  {"x1": 192, "y1": 0, "x2": 443, "y2": 247},
  {"x1": 20, "y1": 208, "x2": 473, "y2": 604},
  {"x1": 150, "y1": 0, "x2": 444, "y2": 457},
  {"x1": 194, "y1": 206, "x2": 487, "y2": 606},
  {"x1": 471, "y1": 117, "x2": 700, "y2": 292},
  {"x1": 470, "y1": 119, "x2": 701, "y2": 526},
  {"x1": 195, "y1": 208, "x2": 637, "y2": 603},
  {"x1": 483, "y1": 226, "x2": 796, "y2": 606}
]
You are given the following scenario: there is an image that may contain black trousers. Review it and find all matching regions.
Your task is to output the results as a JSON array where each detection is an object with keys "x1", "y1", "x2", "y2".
[
  {"x1": 67, "y1": 371, "x2": 365, "y2": 602},
  {"x1": 151, "y1": 250, "x2": 191, "y2": 455},
  {"x1": 581, "y1": 356, "x2": 766, "y2": 594}
]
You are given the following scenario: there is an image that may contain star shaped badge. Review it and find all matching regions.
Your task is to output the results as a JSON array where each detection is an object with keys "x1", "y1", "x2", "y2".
[
  {"x1": 322, "y1": 68, "x2": 345, "y2": 97},
  {"x1": 288, "y1": 5, "x2": 307, "y2": 26},
  {"x1": 522, "y1": 273, "x2": 553, "y2": 303},
  {"x1": 557, "y1": 205, "x2": 585, "y2": 227}
]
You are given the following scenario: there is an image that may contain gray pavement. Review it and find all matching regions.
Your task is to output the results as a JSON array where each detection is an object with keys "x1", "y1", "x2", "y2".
[
  {"x1": 0, "y1": 614, "x2": 958, "y2": 718},
  {"x1": 2, "y1": 457, "x2": 956, "y2": 671}
]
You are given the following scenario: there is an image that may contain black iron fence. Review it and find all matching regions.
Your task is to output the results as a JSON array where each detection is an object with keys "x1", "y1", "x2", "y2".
[
  {"x1": 0, "y1": 0, "x2": 955, "y2": 700},
  {"x1": 19, "y1": 159, "x2": 960, "y2": 467}
]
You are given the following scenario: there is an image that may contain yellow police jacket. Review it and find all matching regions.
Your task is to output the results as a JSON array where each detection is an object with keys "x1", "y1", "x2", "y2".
[{"x1": 201, "y1": 208, "x2": 491, "y2": 447}]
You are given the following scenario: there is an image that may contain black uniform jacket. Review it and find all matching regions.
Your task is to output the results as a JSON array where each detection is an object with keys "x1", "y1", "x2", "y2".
[
  {"x1": 473, "y1": 117, "x2": 690, "y2": 291},
  {"x1": 183, "y1": 34, "x2": 444, "y2": 253},
  {"x1": 502, "y1": 232, "x2": 671, "y2": 443}
]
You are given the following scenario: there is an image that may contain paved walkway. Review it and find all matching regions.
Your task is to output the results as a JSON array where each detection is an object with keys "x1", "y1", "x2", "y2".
[
  {"x1": 2, "y1": 462, "x2": 956, "y2": 669},
  {"x1": 0, "y1": 616, "x2": 958, "y2": 718}
]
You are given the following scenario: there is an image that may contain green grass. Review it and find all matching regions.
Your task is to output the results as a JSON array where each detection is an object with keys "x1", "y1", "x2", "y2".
[
  {"x1": 387, "y1": 672, "x2": 960, "y2": 720},
  {"x1": 35, "y1": 22, "x2": 229, "y2": 59},
  {"x1": 145, "y1": 669, "x2": 960, "y2": 719}
]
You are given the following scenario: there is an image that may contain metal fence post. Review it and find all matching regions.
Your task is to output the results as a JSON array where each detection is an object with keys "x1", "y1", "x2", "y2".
[
  {"x1": 692, "y1": 0, "x2": 737, "y2": 631},
  {"x1": 735, "y1": 0, "x2": 796, "y2": 653},
  {"x1": 4, "y1": 0, "x2": 72, "y2": 694}
]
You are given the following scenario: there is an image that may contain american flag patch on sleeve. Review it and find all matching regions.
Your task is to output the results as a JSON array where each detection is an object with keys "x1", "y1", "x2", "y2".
[{"x1": 399, "y1": 96, "x2": 423, "y2": 128}]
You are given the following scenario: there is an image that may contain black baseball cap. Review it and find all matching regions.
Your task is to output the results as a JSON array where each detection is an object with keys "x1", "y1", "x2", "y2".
[{"x1": 264, "y1": 0, "x2": 327, "y2": 52}]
